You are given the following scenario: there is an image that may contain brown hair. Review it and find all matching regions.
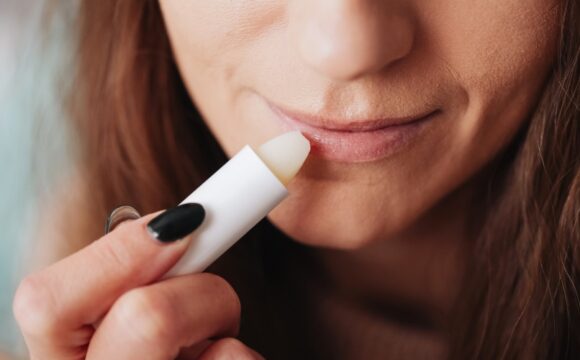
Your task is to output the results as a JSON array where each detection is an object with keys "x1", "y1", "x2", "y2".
[
  {"x1": 452, "y1": 0, "x2": 580, "y2": 358},
  {"x1": 67, "y1": 0, "x2": 579, "y2": 358},
  {"x1": 71, "y1": 1, "x2": 226, "y2": 218}
]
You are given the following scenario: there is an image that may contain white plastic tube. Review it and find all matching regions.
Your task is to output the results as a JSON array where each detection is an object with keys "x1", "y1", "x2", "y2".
[{"x1": 164, "y1": 131, "x2": 310, "y2": 278}]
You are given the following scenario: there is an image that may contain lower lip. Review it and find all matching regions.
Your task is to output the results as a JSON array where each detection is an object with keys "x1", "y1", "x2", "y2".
[{"x1": 268, "y1": 105, "x2": 438, "y2": 163}]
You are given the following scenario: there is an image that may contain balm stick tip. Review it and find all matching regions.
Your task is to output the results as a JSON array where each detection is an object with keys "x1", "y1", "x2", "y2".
[{"x1": 256, "y1": 131, "x2": 311, "y2": 185}]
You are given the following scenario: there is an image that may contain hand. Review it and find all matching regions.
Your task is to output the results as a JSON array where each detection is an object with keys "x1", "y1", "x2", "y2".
[{"x1": 13, "y1": 209, "x2": 263, "y2": 359}]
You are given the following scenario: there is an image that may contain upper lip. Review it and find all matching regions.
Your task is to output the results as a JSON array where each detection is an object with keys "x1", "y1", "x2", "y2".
[{"x1": 268, "y1": 102, "x2": 438, "y2": 132}]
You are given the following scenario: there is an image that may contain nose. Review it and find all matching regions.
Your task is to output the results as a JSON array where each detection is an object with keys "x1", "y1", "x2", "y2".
[{"x1": 288, "y1": 0, "x2": 415, "y2": 81}]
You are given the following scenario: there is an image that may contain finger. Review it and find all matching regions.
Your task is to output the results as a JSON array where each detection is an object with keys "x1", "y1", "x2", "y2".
[
  {"x1": 13, "y1": 204, "x2": 203, "y2": 358},
  {"x1": 176, "y1": 340, "x2": 213, "y2": 359},
  {"x1": 198, "y1": 338, "x2": 264, "y2": 360},
  {"x1": 86, "y1": 273, "x2": 241, "y2": 360}
]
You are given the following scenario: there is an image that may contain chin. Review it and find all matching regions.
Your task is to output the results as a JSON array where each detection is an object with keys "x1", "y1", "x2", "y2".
[{"x1": 267, "y1": 196, "x2": 393, "y2": 251}]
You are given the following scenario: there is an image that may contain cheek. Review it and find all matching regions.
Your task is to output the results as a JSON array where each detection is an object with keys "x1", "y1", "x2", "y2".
[
  {"x1": 159, "y1": 1, "x2": 278, "y2": 63},
  {"x1": 424, "y1": 0, "x2": 558, "y2": 185},
  {"x1": 423, "y1": 0, "x2": 558, "y2": 113},
  {"x1": 422, "y1": 0, "x2": 558, "y2": 80},
  {"x1": 159, "y1": 1, "x2": 285, "y2": 155},
  {"x1": 159, "y1": 1, "x2": 237, "y2": 68},
  {"x1": 270, "y1": 2, "x2": 558, "y2": 248}
]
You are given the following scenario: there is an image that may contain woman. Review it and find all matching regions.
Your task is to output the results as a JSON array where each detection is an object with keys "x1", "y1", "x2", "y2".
[{"x1": 12, "y1": 0, "x2": 579, "y2": 359}]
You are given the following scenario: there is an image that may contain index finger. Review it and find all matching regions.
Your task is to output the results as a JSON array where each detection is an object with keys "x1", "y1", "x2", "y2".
[{"x1": 14, "y1": 206, "x2": 200, "y2": 337}]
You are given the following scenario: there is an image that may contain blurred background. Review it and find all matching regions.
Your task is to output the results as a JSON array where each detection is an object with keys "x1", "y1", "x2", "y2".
[{"x1": 0, "y1": 0, "x2": 74, "y2": 357}]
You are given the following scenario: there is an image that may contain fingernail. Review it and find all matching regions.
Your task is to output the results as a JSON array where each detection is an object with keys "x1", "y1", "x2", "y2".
[{"x1": 147, "y1": 203, "x2": 205, "y2": 243}]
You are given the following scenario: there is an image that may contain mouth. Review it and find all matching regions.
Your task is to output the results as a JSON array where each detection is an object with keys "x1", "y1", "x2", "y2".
[{"x1": 267, "y1": 101, "x2": 440, "y2": 163}]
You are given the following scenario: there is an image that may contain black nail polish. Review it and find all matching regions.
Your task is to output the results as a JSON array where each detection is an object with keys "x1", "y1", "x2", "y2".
[{"x1": 147, "y1": 203, "x2": 205, "y2": 243}]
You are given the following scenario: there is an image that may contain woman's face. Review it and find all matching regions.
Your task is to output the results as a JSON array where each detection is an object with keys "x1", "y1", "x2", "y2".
[{"x1": 159, "y1": 0, "x2": 557, "y2": 249}]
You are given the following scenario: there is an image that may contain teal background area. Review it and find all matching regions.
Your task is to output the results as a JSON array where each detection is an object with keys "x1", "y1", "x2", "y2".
[{"x1": 0, "y1": 1, "x2": 74, "y2": 357}]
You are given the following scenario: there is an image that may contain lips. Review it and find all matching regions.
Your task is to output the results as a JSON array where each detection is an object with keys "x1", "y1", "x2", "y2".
[{"x1": 267, "y1": 101, "x2": 439, "y2": 163}]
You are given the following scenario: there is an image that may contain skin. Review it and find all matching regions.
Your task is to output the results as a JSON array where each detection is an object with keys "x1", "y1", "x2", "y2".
[
  {"x1": 158, "y1": 0, "x2": 556, "y2": 250},
  {"x1": 160, "y1": 0, "x2": 556, "y2": 343},
  {"x1": 13, "y1": 0, "x2": 558, "y2": 358},
  {"x1": 14, "y1": 213, "x2": 258, "y2": 359}
]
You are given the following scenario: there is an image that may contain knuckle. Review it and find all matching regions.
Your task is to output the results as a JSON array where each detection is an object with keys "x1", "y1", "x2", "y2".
[
  {"x1": 204, "y1": 274, "x2": 241, "y2": 316},
  {"x1": 112, "y1": 288, "x2": 177, "y2": 343},
  {"x1": 201, "y1": 274, "x2": 241, "y2": 334},
  {"x1": 112, "y1": 218, "x2": 135, "y2": 232},
  {"x1": 210, "y1": 338, "x2": 257, "y2": 360},
  {"x1": 13, "y1": 275, "x2": 59, "y2": 337},
  {"x1": 97, "y1": 227, "x2": 139, "y2": 276},
  {"x1": 120, "y1": 218, "x2": 151, "y2": 243},
  {"x1": 98, "y1": 219, "x2": 158, "y2": 283}
]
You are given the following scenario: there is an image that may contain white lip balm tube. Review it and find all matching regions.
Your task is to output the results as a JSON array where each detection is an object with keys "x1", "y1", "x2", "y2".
[{"x1": 163, "y1": 131, "x2": 310, "y2": 278}]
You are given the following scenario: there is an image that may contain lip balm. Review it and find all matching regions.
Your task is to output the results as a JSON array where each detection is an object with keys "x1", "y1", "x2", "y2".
[{"x1": 163, "y1": 131, "x2": 310, "y2": 278}]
